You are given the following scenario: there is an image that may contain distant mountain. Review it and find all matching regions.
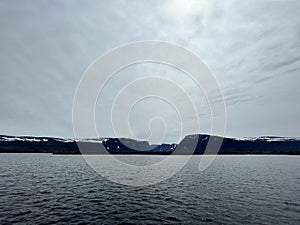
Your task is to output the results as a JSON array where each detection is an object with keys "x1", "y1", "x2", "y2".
[{"x1": 0, "y1": 134, "x2": 300, "y2": 155}]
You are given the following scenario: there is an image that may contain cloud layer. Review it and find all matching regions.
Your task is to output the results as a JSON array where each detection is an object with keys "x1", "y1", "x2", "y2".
[{"x1": 0, "y1": 0, "x2": 300, "y2": 141}]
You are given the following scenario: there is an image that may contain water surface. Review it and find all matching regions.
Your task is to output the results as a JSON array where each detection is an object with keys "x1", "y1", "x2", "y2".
[{"x1": 0, "y1": 154, "x2": 300, "y2": 224}]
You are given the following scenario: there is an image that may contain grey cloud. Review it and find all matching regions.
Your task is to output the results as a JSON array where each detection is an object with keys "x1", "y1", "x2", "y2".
[{"x1": 0, "y1": 0, "x2": 300, "y2": 140}]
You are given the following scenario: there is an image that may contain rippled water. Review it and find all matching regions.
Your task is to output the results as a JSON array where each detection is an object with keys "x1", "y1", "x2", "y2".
[{"x1": 0, "y1": 154, "x2": 300, "y2": 224}]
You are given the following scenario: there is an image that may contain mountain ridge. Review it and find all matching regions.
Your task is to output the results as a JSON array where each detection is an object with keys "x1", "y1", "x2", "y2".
[{"x1": 1, "y1": 134, "x2": 300, "y2": 155}]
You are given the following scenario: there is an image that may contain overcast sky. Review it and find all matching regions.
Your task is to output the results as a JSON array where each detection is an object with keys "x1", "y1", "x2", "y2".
[{"x1": 0, "y1": 0, "x2": 300, "y2": 142}]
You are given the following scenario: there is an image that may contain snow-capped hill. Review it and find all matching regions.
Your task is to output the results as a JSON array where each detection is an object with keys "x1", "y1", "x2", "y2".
[
  {"x1": 0, "y1": 134, "x2": 300, "y2": 154},
  {"x1": 238, "y1": 136, "x2": 300, "y2": 142}
]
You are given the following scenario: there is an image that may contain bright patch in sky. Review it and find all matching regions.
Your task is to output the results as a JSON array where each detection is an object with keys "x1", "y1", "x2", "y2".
[{"x1": 164, "y1": 0, "x2": 204, "y2": 17}]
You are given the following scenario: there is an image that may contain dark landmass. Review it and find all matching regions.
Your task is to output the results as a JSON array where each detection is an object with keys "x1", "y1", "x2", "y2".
[{"x1": 0, "y1": 134, "x2": 300, "y2": 155}]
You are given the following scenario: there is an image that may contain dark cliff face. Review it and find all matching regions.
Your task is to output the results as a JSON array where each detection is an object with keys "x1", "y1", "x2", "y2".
[
  {"x1": 0, "y1": 135, "x2": 173, "y2": 154},
  {"x1": 192, "y1": 135, "x2": 300, "y2": 154},
  {"x1": 0, "y1": 135, "x2": 299, "y2": 154}
]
